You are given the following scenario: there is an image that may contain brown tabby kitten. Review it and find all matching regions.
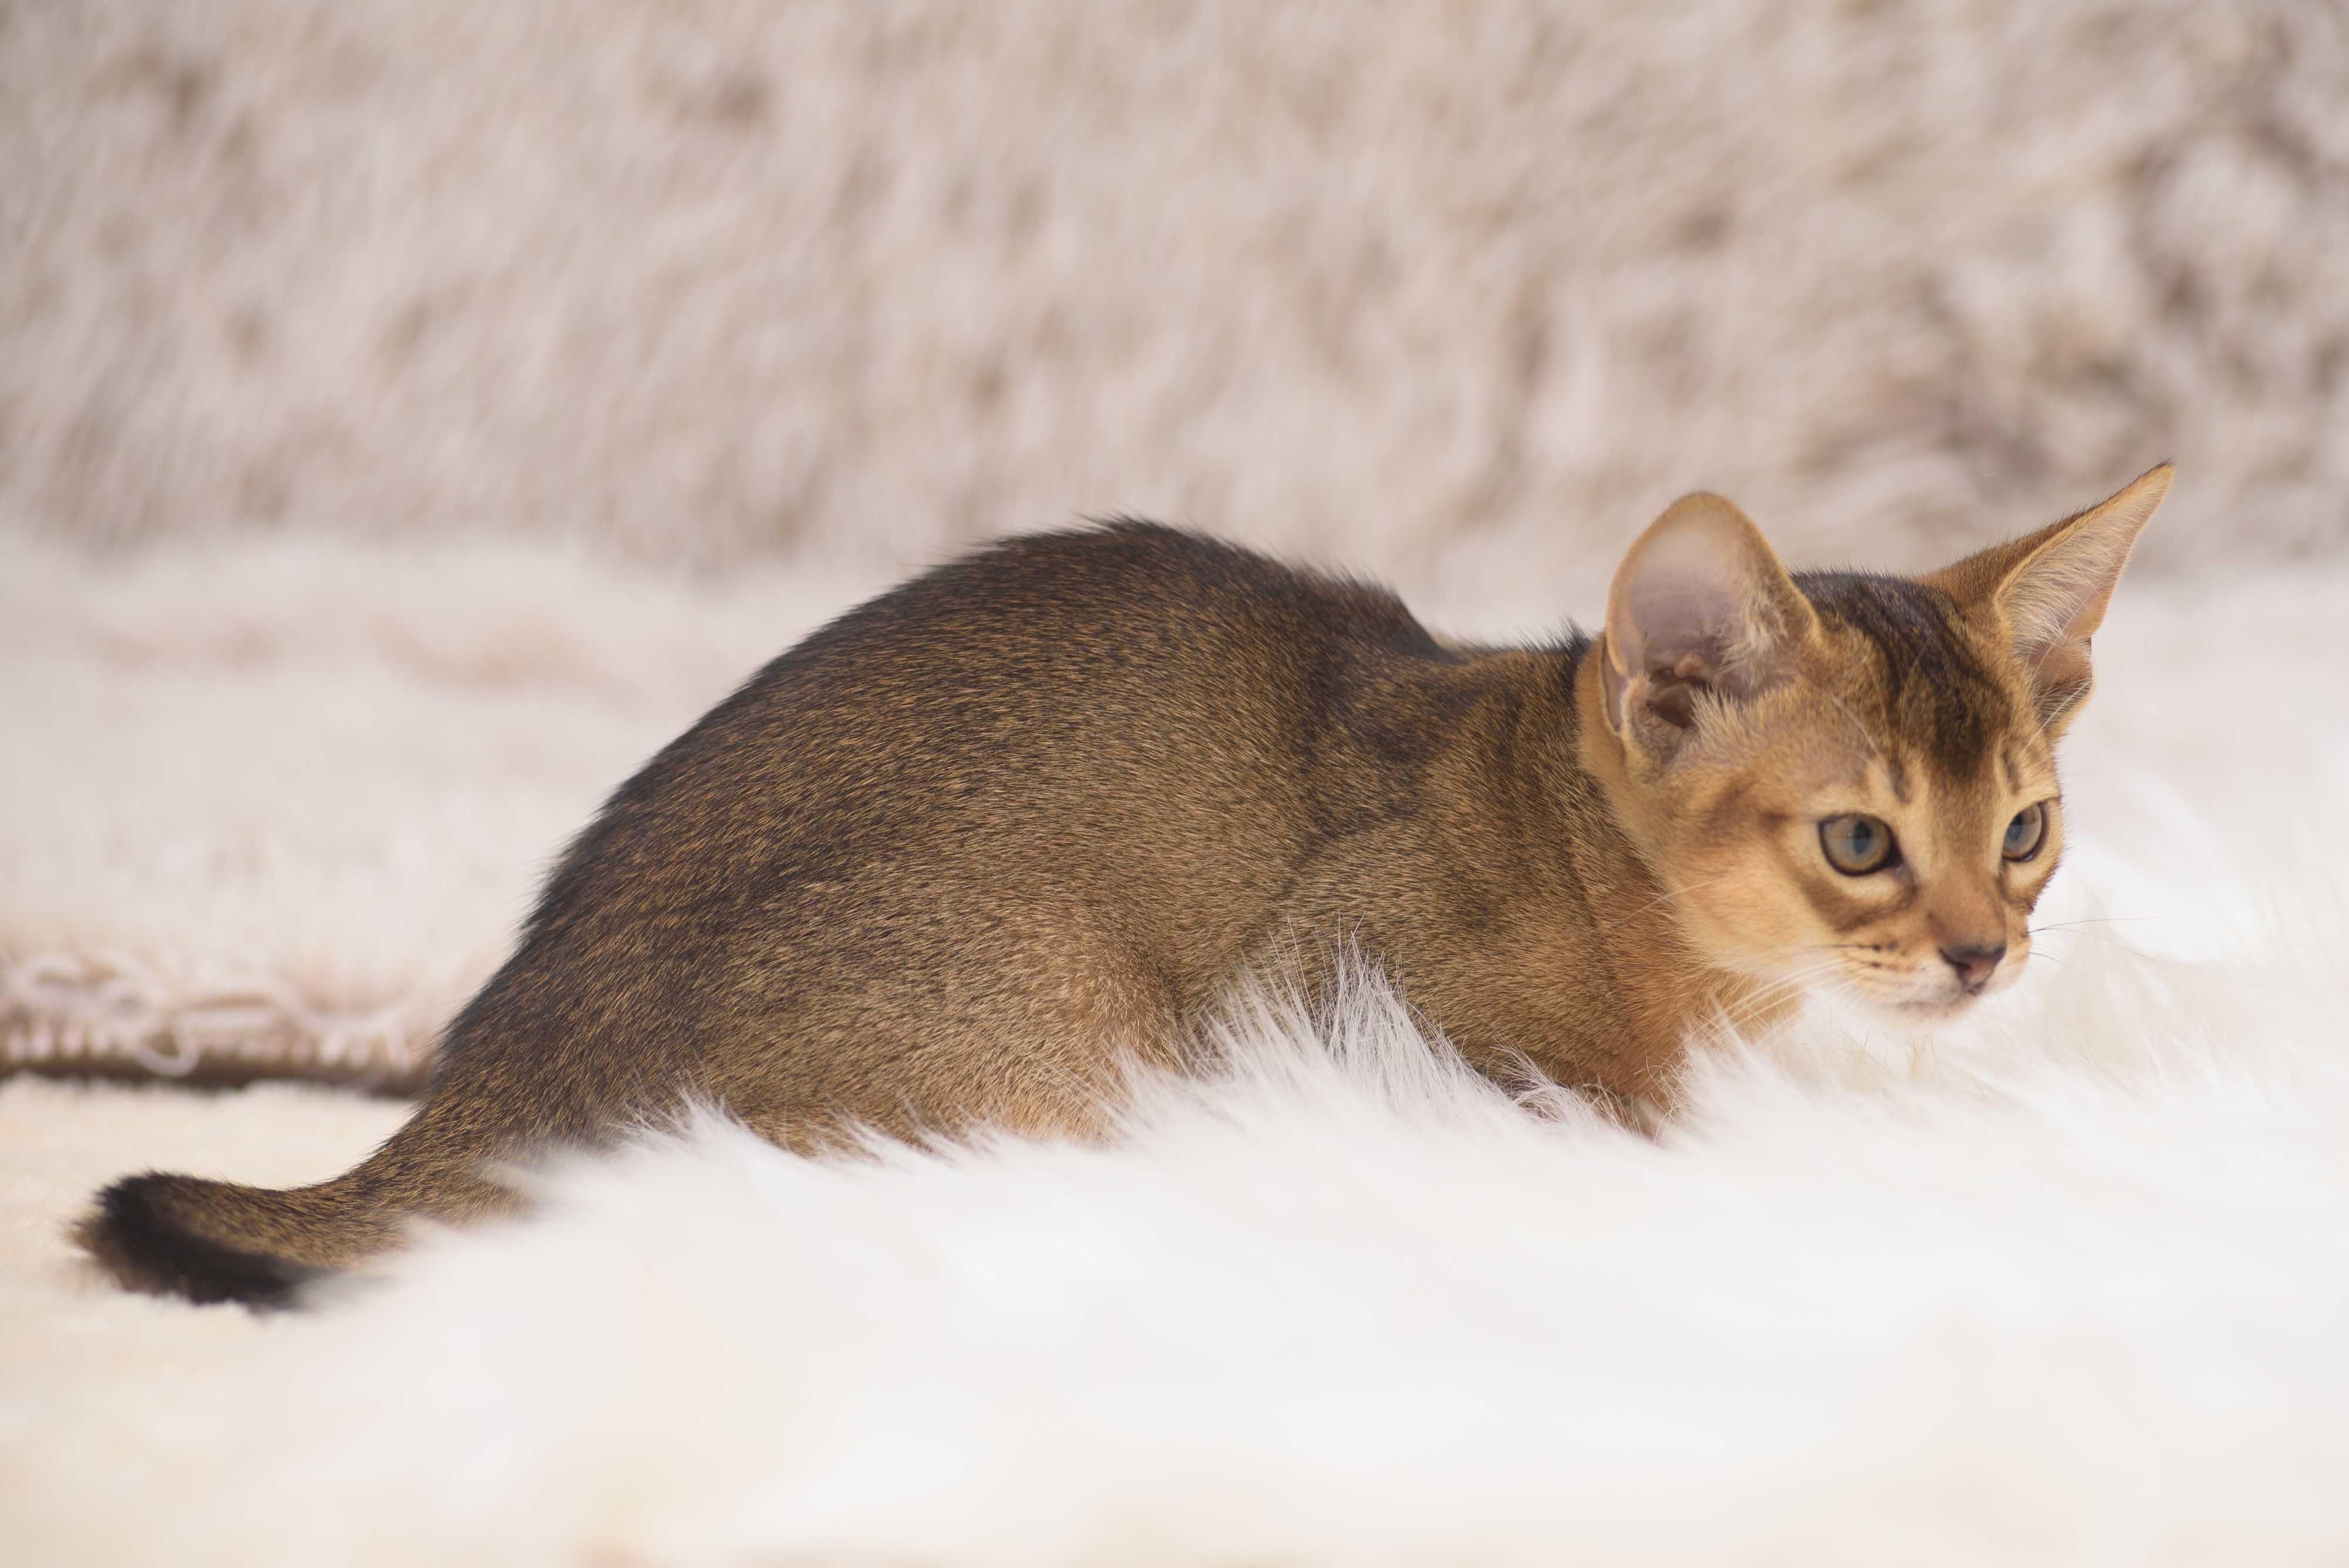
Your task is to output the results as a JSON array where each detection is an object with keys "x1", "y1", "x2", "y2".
[{"x1": 79, "y1": 466, "x2": 2171, "y2": 1307}]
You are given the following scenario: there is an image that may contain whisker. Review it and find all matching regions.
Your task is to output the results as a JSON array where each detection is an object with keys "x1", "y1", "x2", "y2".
[
  {"x1": 2028, "y1": 927, "x2": 2163, "y2": 961},
  {"x1": 1720, "y1": 960, "x2": 1847, "y2": 1031},
  {"x1": 1724, "y1": 989, "x2": 1825, "y2": 1034},
  {"x1": 1722, "y1": 971, "x2": 1825, "y2": 1022},
  {"x1": 1619, "y1": 870, "x2": 1745, "y2": 925}
]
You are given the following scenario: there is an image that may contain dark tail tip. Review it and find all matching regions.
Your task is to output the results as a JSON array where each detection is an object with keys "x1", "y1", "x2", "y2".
[{"x1": 75, "y1": 1173, "x2": 322, "y2": 1311}]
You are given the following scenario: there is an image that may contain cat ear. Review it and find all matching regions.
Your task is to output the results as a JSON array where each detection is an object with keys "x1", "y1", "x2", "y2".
[
  {"x1": 1602, "y1": 493, "x2": 1819, "y2": 758},
  {"x1": 1924, "y1": 463, "x2": 2170, "y2": 727}
]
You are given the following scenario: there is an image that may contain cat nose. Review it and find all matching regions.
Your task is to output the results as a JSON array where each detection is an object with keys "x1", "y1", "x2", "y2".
[{"x1": 1938, "y1": 941, "x2": 2007, "y2": 992}]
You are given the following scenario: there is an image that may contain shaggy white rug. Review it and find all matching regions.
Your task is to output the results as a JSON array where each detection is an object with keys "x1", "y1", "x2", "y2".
[
  {"x1": 0, "y1": 536, "x2": 878, "y2": 1086},
  {"x1": 5, "y1": 536, "x2": 2349, "y2": 1564}
]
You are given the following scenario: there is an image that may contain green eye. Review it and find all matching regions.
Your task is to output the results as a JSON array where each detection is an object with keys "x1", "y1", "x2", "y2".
[
  {"x1": 2003, "y1": 802, "x2": 2048, "y2": 862},
  {"x1": 1819, "y1": 814, "x2": 1897, "y2": 876}
]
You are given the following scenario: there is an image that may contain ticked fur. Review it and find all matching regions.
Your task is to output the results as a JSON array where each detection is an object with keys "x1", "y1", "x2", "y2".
[{"x1": 78, "y1": 467, "x2": 2171, "y2": 1305}]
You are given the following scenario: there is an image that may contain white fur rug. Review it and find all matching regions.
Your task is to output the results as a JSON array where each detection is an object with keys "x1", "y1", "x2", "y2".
[{"x1": 6, "y1": 539, "x2": 2349, "y2": 1563}]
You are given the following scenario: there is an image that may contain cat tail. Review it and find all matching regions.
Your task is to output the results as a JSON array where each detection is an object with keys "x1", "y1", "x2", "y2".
[{"x1": 73, "y1": 1165, "x2": 408, "y2": 1310}]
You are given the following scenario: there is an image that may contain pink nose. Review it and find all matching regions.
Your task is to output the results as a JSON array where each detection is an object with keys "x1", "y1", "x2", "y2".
[{"x1": 1939, "y1": 942, "x2": 2006, "y2": 992}]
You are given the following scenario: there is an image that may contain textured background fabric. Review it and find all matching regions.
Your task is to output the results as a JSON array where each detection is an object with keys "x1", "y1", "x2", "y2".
[
  {"x1": 6, "y1": 0, "x2": 2348, "y2": 610},
  {"x1": 0, "y1": 539, "x2": 859, "y2": 1085}
]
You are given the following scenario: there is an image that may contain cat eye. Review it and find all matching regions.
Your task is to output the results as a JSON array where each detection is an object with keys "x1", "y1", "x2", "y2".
[
  {"x1": 1818, "y1": 814, "x2": 1897, "y2": 876},
  {"x1": 2003, "y1": 801, "x2": 2048, "y2": 862}
]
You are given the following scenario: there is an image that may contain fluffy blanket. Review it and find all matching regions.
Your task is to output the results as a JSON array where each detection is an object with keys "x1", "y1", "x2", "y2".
[{"x1": 5, "y1": 540, "x2": 2348, "y2": 1564}]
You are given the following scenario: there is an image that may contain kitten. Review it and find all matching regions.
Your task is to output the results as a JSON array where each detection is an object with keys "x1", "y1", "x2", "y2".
[{"x1": 79, "y1": 467, "x2": 2171, "y2": 1307}]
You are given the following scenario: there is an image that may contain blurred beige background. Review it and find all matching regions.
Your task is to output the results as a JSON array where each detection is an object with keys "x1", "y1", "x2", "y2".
[{"x1": 8, "y1": 0, "x2": 2347, "y2": 614}]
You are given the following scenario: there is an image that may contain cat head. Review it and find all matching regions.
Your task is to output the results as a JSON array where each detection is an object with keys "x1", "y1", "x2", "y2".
[{"x1": 1592, "y1": 465, "x2": 2171, "y2": 1024}]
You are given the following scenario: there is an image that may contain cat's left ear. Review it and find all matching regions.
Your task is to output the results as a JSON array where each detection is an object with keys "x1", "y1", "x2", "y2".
[
  {"x1": 1603, "y1": 493, "x2": 1820, "y2": 763},
  {"x1": 1925, "y1": 463, "x2": 2172, "y2": 729}
]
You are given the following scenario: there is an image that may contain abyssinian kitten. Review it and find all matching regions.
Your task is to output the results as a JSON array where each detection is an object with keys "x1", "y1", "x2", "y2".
[{"x1": 80, "y1": 465, "x2": 2172, "y2": 1307}]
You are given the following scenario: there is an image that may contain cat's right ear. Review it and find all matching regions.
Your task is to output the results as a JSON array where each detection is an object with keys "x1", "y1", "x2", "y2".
[
  {"x1": 1923, "y1": 463, "x2": 2170, "y2": 731},
  {"x1": 1603, "y1": 493, "x2": 1819, "y2": 762}
]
